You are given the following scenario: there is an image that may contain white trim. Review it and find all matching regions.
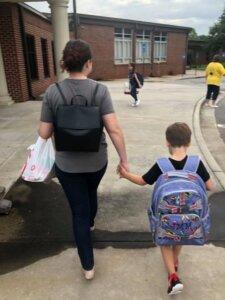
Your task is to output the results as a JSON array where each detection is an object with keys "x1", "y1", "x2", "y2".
[
  {"x1": 114, "y1": 28, "x2": 132, "y2": 64},
  {"x1": 154, "y1": 32, "x2": 167, "y2": 62}
]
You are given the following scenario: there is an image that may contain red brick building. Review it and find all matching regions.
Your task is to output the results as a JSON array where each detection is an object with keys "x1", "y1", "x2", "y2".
[{"x1": 0, "y1": 3, "x2": 191, "y2": 102}]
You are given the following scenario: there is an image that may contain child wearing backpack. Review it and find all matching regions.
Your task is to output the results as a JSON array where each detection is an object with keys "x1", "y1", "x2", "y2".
[
  {"x1": 118, "y1": 122, "x2": 213, "y2": 296},
  {"x1": 128, "y1": 63, "x2": 143, "y2": 107}
]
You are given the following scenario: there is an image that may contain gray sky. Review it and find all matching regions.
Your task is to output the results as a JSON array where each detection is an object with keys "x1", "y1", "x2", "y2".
[{"x1": 27, "y1": 0, "x2": 224, "y2": 35}]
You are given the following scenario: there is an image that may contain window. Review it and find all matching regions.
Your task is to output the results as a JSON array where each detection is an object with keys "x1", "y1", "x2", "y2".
[
  {"x1": 51, "y1": 41, "x2": 56, "y2": 75},
  {"x1": 136, "y1": 30, "x2": 151, "y2": 63},
  {"x1": 26, "y1": 34, "x2": 38, "y2": 80},
  {"x1": 41, "y1": 38, "x2": 50, "y2": 78},
  {"x1": 154, "y1": 32, "x2": 167, "y2": 62},
  {"x1": 114, "y1": 28, "x2": 132, "y2": 64}
]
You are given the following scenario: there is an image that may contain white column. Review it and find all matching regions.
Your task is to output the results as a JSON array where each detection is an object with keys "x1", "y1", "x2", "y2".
[
  {"x1": 48, "y1": 0, "x2": 70, "y2": 81},
  {"x1": 0, "y1": 43, "x2": 13, "y2": 106}
]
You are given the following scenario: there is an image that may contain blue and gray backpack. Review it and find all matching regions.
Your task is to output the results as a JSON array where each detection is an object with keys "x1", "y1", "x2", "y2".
[{"x1": 148, "y1": 156, "x2": 210, "y2": 246}]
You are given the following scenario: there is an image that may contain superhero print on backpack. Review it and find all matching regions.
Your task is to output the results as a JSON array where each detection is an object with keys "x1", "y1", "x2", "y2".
[{"x1": 148, "y1": 156, "x2": 210, "y2": 246}]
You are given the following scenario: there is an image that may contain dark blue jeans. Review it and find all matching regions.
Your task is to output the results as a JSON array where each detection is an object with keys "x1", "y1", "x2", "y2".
[
  {"x1": 206, "y1": 84, "x2": 220, "y2": 101},
  {"x1": 130, "y1": 84, "x2": 138, "y2": 102},
  {"x1": 55, "y1": 164, "x2": 107, "y2": 270}
]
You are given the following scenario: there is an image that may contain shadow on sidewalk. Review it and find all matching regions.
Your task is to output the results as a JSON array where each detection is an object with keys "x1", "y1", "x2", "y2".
[{"x1": 0, "y1": 180, "x2": 224, "y2": 275}]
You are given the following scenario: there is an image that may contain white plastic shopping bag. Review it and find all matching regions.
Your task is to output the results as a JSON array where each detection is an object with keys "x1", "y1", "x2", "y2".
[
  {"x1": 21, "y1": 137, "x2": 55, "y2": 182},
  {"x1": 124, "y1": 82, "x2": 131, "y2": 94}
]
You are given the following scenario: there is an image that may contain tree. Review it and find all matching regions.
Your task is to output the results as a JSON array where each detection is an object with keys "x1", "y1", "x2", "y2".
[
  {"x1": 208, "y1": 7, "x2": 225, "y2": 53},
  {"x1": 189, "y1": 28, "x2": 198, "y2": 40},
  {"x1": 188, "y1": 29, "x2": 208, "y2": 42}
]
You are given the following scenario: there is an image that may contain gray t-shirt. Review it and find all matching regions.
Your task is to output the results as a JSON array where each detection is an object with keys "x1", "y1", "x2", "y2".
[{"x1": 40, "y1": 78, "x2": 114, "y2": 173}]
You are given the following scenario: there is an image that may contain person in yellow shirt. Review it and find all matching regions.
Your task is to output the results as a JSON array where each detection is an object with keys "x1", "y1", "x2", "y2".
[{"x1": 205, "y1": 54, "x2": 225, "y2": 108}]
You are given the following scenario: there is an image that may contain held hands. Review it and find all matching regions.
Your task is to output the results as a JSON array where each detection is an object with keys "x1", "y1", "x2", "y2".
[
  {"x1": 117, "y1": 162, "x2": 129, "y2": 179},
  {"x1": 117, "y1": 161, "x2": 146, "y2": 186}
]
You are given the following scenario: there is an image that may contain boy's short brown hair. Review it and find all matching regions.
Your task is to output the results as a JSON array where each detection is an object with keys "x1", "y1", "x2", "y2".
[{"x1": 166, "y1": 122, "x2": 192, "y2": 147}]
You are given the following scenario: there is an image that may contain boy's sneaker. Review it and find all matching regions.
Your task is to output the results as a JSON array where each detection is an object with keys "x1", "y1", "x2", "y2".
[
  {"x1": 90, "y1": 225, "x2": 95, "y2": 232},
  {"x1": 136, "y1": 99, "x2": 140, "y2": 106},
  {"x1": 130, "y1": 99, "x2": 135, "y2": 105},
  {"x1": 167, "y1": 273, "x2": 183, "y2": 296}
]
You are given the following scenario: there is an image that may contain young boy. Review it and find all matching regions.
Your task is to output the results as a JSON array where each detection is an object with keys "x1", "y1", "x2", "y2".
[{"x1": 118, "y1": 122, "x2": 213, "y2": 295}]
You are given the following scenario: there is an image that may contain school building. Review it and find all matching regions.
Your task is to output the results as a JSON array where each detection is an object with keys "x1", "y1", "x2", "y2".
[{"x1": 0, "y1": 1, "x2": 191, "y2": 103}]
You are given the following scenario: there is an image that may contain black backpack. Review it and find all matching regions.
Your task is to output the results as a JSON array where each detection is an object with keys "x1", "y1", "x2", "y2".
[
  {"x1": 54, "y1": 83, "x2": 103, "y2": 152},
  {"x1": 135, "y1": 73, "x2": 144, "y2": 88}
]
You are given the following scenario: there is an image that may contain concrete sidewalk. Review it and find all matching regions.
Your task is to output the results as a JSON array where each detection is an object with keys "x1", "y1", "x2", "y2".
[
  {"x1": 1, "y1": 79, "x2": 225, "y2": 300},
  {"x1": 144, "y1": 69, "x2": 205, "y2": 83},
  {"x1": 1, "y1": 245, "x2": 225, "y2": 300},
  {"x1": 198, "y1": 93, "x2": 225, "y2": 190},
  {"x1": 0, "y1": 102, "x2": 41, "y2": 193}
]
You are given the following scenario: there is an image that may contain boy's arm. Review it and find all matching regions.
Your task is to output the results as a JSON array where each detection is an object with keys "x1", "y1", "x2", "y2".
[
  {"x1": 118, "y1": 166, "x2": 147, "y2": 186},
  {"x1": 205, "y1": 179, "x2": 214, "y2": 191},
  {"x1": 198, "y1": 160, "x2": 214, "y2": 191},
  {"x1": 134, "y1": 73, "x2": 142, "y2": 88}
]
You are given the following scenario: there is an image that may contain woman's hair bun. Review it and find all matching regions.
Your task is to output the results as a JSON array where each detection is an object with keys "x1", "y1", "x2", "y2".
[{"x1": 61, "y1": 39, "x2": 92, "y2": 72}]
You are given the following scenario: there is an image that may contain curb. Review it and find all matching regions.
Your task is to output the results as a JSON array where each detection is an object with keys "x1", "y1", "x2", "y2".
[
  {"x1": 193, "y1": 97, "x2": 225, "y2": 190},
  {"x1": 179, "y1": 76, "x2": 205, "y2": 81}
]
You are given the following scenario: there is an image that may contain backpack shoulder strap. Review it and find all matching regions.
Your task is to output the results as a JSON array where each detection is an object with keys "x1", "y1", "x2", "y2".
[
  {"x1": 183, "y1": 155, "x2": 200, "y2": 173},
  {"x1": 55, "y1": 82, "x2": 67, "y2": 105},
  {"x1": 157, "y1": 158, "x2": 175, "y2": 173},
  {"x1": 91, "y1": 83, "x2": 99, "y2": 106}
]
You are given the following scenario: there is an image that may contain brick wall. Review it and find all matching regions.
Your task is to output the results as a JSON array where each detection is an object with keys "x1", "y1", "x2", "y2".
[
  {"x1": 0, "y1": 3, "x2": 56, "y2": 102},
  {"x1": 0, "y1": 3, "x2": 29, "y2": 102},
  {"x1": 151, "y1": 32, "x2": 187, "y2": 77},
  {"x1": 79, "y1": 24, "x2": 187, "y2": 79},
  {"x1": 79, "y1": 24, "x2": 115, "y2": 80}
]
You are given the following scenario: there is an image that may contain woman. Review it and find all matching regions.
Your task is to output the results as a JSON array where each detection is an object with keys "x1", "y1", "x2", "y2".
[
  {"x1": 128, "y1": 63, "x2": 141, "y2": 107},
  {"x1": 38, "y1": 40, "x2": 128, "y2": 280},
  {"x1": 205, "y1": 54, "x2": 225, "y2": 108}
]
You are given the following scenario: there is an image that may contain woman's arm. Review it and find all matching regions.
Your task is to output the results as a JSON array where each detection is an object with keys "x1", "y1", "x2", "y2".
[
  {"x1": 38, "y1": 121, "x2": 54, "y2": 140},
  {"x1": 103, "y1": 113, "x2": 129, "y2": 171}
]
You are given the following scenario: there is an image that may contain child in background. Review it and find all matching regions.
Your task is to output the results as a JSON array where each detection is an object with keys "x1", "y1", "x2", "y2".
[
  {"x1": 205, "y1": 54, "x2": 225, "y2": 108},
  {"x1": 128, "y1": 63, "x2": 141, "y2": 107},
  {"x1": 118, "y1": 122, "x2": 213, "y2": 295}
]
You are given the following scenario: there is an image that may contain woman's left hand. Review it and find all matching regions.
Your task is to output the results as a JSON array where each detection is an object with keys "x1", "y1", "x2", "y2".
[{"x1": 117, "y1": 164, "x2": 128, "y2": 178}]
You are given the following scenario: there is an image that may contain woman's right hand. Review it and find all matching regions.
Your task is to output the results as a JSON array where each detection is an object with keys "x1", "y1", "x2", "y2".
[{"x1": 119, "y1": 160, "x2": 129, "y2": 172}]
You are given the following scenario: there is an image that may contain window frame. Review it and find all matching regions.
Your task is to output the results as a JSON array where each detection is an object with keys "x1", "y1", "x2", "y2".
[
  {"x1": 135, "y1": 30, "x2": 152, "y2": 64},
  {"x1": 153, "y1": 32, "x2": 168, "y2": 63},
  {"x1": 26, "y1": 34, "x2": 39, "y2": 81},
  {"x1": 41, "y1": 38, "x2": 50, "y2": 78},
  {"x1": 114, "y1": 28, "x2": 133, "y2": 65},
  {"x1": 51, "y1": 41, "x2": 57, "y2": 76}
]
